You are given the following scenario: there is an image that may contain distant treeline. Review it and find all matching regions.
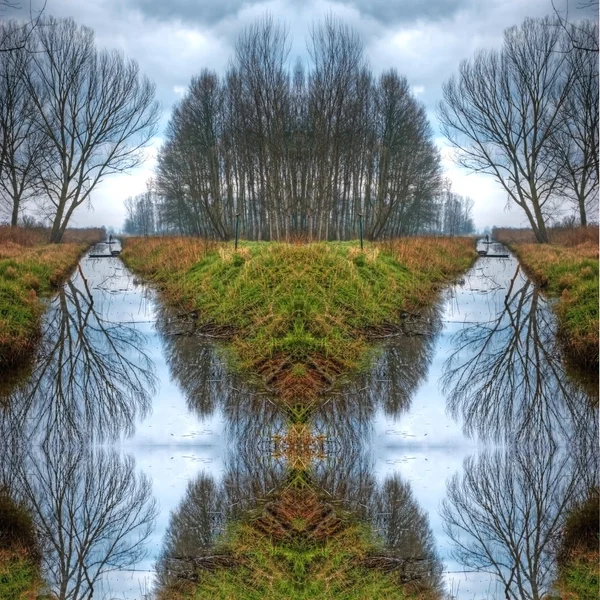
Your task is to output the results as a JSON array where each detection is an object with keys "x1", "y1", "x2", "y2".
[
  {"x1": 140, "y1": 16, "x2": 474, "y2": 241},
  {"x1": 123, "y1": 180, "x2": 475, "y2": 239}
]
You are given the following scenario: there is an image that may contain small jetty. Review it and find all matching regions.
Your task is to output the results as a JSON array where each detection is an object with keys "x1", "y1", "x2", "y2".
[
  {"x1": 88, "y1": 241, "x2": 121, "y2": 258},
  {"x1": 477, "y1": 238, "x2": 509, "y2": 258},
  {"x1": 477, "y1": 249, "x2": 509, "y2": 258}
]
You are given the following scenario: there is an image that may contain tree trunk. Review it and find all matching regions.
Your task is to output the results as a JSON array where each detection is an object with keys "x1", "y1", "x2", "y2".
[
  {"x1": 579, "y1": 197, "x2": 587, "y2": 227},
  {"x1": 10, "y1": 198, "x2": 19, "y2": 227}
]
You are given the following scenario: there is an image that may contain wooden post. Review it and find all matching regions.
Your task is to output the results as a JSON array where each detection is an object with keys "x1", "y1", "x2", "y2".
[
  {"x1": 358, "y1": 212, "x2": 364, "y2": 250},
  {"x1": 234, "y1": 213, "x2": 240, "y2": 250}
]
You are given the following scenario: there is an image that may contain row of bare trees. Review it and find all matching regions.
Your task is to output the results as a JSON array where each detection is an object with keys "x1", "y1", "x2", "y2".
[
  {"x1": 0, "y1": 16, "x2": 159, "y2": 241},
  {"x1": 155, "y1": 16, "x2": 444, "y2": 241},
  {"x1": 123, "y1": 180, "x2": 476, "y2": 238},
  {"x1": 439, "y1": 16, "x2": 598, "y2": 242}
]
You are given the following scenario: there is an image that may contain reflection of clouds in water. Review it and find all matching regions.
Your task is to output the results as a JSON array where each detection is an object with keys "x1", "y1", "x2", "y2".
[
  {"x1": 0, "y1": 268, "x2": 156, "y2": 446},
  {"x1": 373, "y1": 245, "x2": 598, "y2": 599},
  {"x1": 1, "y1": 242, "x2": 597, "y2": 599}
]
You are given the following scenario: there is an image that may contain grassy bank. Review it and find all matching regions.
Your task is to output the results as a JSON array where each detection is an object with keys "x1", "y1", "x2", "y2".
[
  {"x1": 494, "y1": 227, "x2": 599, "y2": 369},
  {"x1": 121, "y1": 237, "x2": 476, "y2": 400},
  {"x1": 551, "y1": 489, "x2": 599, "y2": 600},
  {"x1": 0, "y1": 490, "x2": 40, "y2": 600},
  {"x1": 0, "y1": 226, "x2": 105, "y2": 368}
]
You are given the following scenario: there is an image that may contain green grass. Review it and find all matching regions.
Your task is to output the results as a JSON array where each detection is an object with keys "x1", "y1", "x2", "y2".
[
  {"x1": 0, "y1": 243, "x2": 89, "y2": 367},
  {"x1": 551, "y1": 489, "x2": 599, "y2": 600},
  {"x1": 0, "y1": 551, "x2": 39, "y2": 600},
  {"x1": 0, "y1": 491, "x2": 40, "y2": 600},
  {"x1": 122, "y1": 237, "x2": 476, "y2": 400},
  {"x1": 506, "y1": 241, "x2": 599, "y2": 370},
  {"x1": 554, "y1": 555, "x2": 599, "y2": 600}
]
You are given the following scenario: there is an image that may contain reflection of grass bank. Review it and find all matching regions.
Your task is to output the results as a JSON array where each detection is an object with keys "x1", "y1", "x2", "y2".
[
  {"x1": 552, "y1": 489, "x2": 599, "y2": 600},
  {"x1": 495, "y1": 227, "x2": 599, "y2": 370},
  {"x1": 158, "y1": 486, "x2": 440, "y2": 600},
  {"x1": 0, "y1": 226, "x2": 105, "y2": 369},
  {"x1": 0, "y1": 490, "x2": 41, "y2": 600},
  {"x1": 122, "y1": 237, "x2": 476, "y2": 400}
]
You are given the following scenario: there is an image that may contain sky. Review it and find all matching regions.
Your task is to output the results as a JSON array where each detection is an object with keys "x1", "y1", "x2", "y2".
[{"x1": 3, "y1": 0, "x2": 596, "y2": 231}]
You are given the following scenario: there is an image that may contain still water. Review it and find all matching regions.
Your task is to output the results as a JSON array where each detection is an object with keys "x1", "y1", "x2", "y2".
[{"x1": 0, "y1": 240, "x2": 596, "y2": 599}]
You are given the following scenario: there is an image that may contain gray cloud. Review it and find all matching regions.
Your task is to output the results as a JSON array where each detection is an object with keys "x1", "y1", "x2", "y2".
[
  {"x1": 130, "y1": 0, "x2": 258, "y2": 25},
  {"x1": 348, "y1": 0, "x2": 472, "y2": 25},
  {"x1": 128, "y1": 0, "x2": 472, "y2": 27}
]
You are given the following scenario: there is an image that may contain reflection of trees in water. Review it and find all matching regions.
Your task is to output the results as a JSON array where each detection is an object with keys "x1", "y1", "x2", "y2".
[
  {"x1": 156, "y1": 434, "x2": 443, "y2": 595},
  {"x1": 157, "y1": 301, "x2": 441, "y2": 438},
  {"x1": 155, "y1": 474, "x2": 229, "y2": 586},
  {"x1": 441, "y1": 440, "x2": 597, "y2": 600},
  {"x1": 156, "y1": 305, "x2": 286, "y2": 446},
  {"x1": 315, "y1": 448, "x2": 443, "y2": 591},
  {"x1": 311, "y1": 310, "x2": 442, "y2": 453},
  {"x1": 442, "y1": 265, "x2": 597, "y2": 444},
  {"x1": 3, "y1": 443, "x2": 157, "y2": 600},
  {"x1": 370, "y1": 476, "x2": 441, "y2": 584},
  {"x1": 0, "y1": 273, "x2": 156, "y2": 444},
  {"x1": 155, "y1": 303, "x2": 445, "y2": 594}
]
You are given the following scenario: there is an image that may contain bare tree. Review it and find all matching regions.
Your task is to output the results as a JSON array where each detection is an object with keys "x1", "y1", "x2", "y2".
[
  {"x1": 154, "y1": 15, "x2": 442, "y2": 241},
  {"x1": 123, "y1": 186, "x2": 158, "y2": 236},
  {"x1": 549, "y1": 20, "x2": 599, "y2": 225},
  {"x1": 26, "y1": 16, "x2": 160, "y2": 242},
  {"x1": 439, "y1": 17, "x2": 574, "y2": 243},
  {"x1": 552, "y1": 0, "x2": 599, "y2": 53},
  {"x1": 18, "y1": 445, "x2": 158, "y2": 600},
  {"x1": 0, "y1": 20, "x2": 45, "y2": 225},
  {"x1": 0, "y1": 0, "x2": 47, "y2": 54}
]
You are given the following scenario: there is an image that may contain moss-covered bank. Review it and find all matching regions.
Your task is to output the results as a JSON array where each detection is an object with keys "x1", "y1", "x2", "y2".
[
  {"x1": 551, "y1": 489, "x2": 599, "y2": 600},
  {"x1": 121, "y1": 237, "x2": 476, "y2": 400}
]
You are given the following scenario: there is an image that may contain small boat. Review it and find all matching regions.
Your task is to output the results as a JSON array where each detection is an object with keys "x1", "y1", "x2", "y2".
[{"x1": 477, "y1": 249, "x2": 488, "y2": 256}]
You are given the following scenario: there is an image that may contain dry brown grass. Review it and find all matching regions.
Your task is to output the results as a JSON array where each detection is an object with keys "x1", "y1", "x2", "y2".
[
  {"x1": 494, "y1": 225, "x2": 599, "y2": 247},
  {"x1": 0, "y1": 225, "x2": 105, "y2": 246},
  {"x1": 121, "y1": 236, "x2": 220, "y2": 276}
]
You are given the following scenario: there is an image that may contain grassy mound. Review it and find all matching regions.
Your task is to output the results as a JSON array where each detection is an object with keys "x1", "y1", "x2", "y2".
[
  {"x1": 551, "y1": 489, "x2": 599, "y2": 600},
  {"x1": 157, "y1": 485, "x2": 440, "y2": 600},
  {"x1": 122, "y1": 237, "x2": 476, "y2": 400},
  {"x1": 0, "y1": 490, "x2": 40, "y2": 600}
]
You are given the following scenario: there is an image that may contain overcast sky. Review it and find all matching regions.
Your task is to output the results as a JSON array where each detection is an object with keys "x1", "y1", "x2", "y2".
[{"x1": 4, "y1": 0, "x2": 595, "y2": 231}]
